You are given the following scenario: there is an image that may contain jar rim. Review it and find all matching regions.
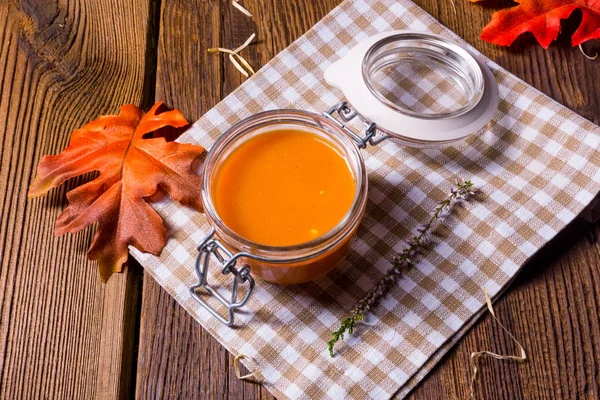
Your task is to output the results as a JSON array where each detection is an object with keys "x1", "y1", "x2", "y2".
[
  {"x1": 361, "y1": 32, "x2": 485, "y2": 120},
  {"x1": 201, "y1": 109, "x2": 368, "y2": 262}
]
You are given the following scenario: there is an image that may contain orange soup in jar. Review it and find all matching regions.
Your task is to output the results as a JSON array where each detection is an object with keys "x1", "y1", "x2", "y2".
[
  {"x1": 212, "y1": 128, "x2": 356, "y2": 247},
  {"x1": 201, "y1": 110, "x2": 368, "y2": 284}
]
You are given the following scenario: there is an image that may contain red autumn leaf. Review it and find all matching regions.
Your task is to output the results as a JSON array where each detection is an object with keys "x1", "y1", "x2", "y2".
[
  {"x1": 473, "y1": 0, "x2": 600, "y2": 48},
  {"x1": 28, "y1": 102, "x2": 205, "y2": 281}
]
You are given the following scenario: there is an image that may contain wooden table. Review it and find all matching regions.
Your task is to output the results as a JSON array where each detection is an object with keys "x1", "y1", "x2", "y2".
[{"x1": 2, "y1": 1, "x2": 599, "y2": 398}]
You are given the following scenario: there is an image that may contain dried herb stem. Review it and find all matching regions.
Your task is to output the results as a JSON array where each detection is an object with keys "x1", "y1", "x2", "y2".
[{"x1": 328, "y1": 180, "x2": 475, "y2": 357}]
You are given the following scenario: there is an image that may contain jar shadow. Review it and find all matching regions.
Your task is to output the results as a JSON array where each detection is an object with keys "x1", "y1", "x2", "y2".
[
  {"x1": 396, "y1": 120, "x2": 511, "y2": 178},
  {"x1": 250, "y1": 238, "x2": 392, "y2": 330}
]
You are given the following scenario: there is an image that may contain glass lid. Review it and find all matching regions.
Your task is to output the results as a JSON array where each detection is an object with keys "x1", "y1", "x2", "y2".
[
  {"x1": 362, "y1": 33, "x2": 484, "y2": 119},
  {"x1": 324, "y1": 31, "x2": 499, "y2": 144}
]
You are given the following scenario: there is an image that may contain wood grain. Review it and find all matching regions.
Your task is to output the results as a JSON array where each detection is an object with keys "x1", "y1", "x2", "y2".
[
  {"x1": 405, "y1": 1, "x2": 600, "y2": 398},
  {"x1": 0, "y1": 0, "x2": 148, "y2": 398},
  {"x1": 134, "y1": 1, "x2": 340, "y2": 398},
  {"x1": 407, "y1": 221, "x2": 600, "y2": 400},
  {"x1": 133, "y1": 0, "x2": 600, "y2": 399},
  {"x1": 1, "y1": 0, "x2": 599, "y2": 399}
]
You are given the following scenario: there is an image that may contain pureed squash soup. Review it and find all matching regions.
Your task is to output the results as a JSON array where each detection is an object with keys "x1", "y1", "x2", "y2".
[
  {"x1": 202, "y1": 110, "x2": 368, "y2": 284},
  {"x1": 212, "y1": 129, "x2": 356, "y2": 247}
]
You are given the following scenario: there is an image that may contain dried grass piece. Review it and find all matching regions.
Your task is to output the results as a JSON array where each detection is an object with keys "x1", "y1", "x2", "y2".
[
  {"x1": 232, "y1": 33, "x2": 257, "y2": 74},
  {"x1": 228, "y1": 54, "x2": 250, "y2": 77},
  {"x1": 234, "y1": 354, "x2": 263, "y2": 382},
  {"x1": 449, "y1": 0, "x2": 457, "y2": 15},
  {"x1": 579, "y1": 44, "x2": 598, "y2": 60},
  {"x1": 207, "y1": 33, "x2": 256, "y2": 77},
  {"x1": 469, "y1": 288, "x2": 527, "y2": 399},
  {"x1": 233, "y1": 0, "x2": 253, "y2": 17},
  {"x1": 233, "y1": 33, "x2": 256, "y2": 53}
]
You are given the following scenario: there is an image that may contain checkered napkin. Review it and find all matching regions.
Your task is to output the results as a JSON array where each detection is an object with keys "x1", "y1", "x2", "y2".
[{"x1": 131, "y1": 0, "x2": 600, "y2": 398}]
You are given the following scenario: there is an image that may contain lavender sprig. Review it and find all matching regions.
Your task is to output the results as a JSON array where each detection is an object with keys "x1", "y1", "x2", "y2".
[{"x1": 328, "y1": 180, "x2": 475, "y2": 357}]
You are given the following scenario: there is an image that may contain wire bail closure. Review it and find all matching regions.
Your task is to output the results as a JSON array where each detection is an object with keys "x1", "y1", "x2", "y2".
[
  {"x1": 322, "y1": 102, "x2": 390, "y2": 149},
  {"x1": 190, "y1": 228, "x2": 255, "y2": 326}
]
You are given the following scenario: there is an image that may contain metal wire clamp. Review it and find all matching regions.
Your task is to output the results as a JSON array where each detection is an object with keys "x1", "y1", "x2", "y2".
[
  {"x1": 322, "y1": 102, "x2": 391, "y2": 149},
  {"x1": 189, "y1": 228, "x2": 255, "y2": 326}
]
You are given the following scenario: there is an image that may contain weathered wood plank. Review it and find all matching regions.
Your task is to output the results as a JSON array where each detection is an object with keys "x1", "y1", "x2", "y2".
[
  {"x1": 407, "y1": 0, "x2": 600, "y2": 398},
  {"x1": 134, "y1": 1, "x2": 229, "y2": 399},
  {"x1": 134, "y1": 0, "x2": 600, "y2": 399},
  {"x1": 134, "y1": 1, "x2": 340, "y2": 398},
  {"x1": 407, "y1": 221, "x2": 600, "y2": 400},
  {"x1": 0, "y1": 0, "x2": 149, "y2": 398}
]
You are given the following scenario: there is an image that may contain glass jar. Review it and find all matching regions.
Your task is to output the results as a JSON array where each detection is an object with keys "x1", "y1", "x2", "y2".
[
  {"x1": 191, "y1": 109, "x2": 369, "y2": 325},
  {"x1": 202, "y1": 109, "x2": 368, "y2": 284}
]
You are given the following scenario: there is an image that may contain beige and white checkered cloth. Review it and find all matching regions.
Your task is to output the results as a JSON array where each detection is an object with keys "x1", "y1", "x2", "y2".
[{"x1": 131, "y1": 0, "x2": 600, "y2": 398}]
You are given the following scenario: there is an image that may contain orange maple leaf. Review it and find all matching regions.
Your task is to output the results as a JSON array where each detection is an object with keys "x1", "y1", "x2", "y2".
[
  {"x1": 28, "y1": 102, "x2": 205, "y2": 281},
  {"x1": 472, "y1": 0, "x2": 600, "y2": 48}
]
